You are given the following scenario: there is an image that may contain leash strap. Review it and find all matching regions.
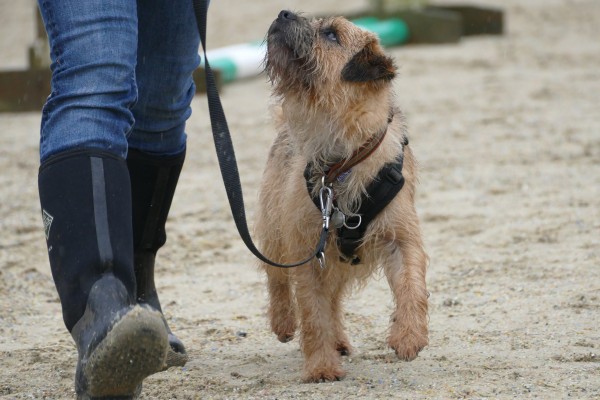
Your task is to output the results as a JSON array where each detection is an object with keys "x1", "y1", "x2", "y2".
[{"x1": 192, "y1": 0, "x2": 327, "y2": 268}]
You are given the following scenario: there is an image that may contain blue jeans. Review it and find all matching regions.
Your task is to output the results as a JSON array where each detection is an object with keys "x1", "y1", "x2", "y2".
[{"x1": 38, "y1": 0, "x2": 201, "y2": 162}]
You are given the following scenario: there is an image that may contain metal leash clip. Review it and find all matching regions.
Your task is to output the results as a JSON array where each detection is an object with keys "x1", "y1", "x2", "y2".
[
  {"x1": 317, "y1": 177, "x2": 334, "y2": 269},
  {"x1": 317, "y1": 251, "x2": 326, "y2": 269},
  {"x1": 319, "y1": 179, "x2": 333, "y2": 231}
]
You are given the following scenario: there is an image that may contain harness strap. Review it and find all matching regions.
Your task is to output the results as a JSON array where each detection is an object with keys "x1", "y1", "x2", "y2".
[
  {"x1": 305, "y1": 138, "x2": 407, "y2": 264},
  {"x1": 338, "y1": 154, "x2": 405, "y2": 264},
  {"x1": 325, "y1": 122, "x2": 389, "y2": 185}
]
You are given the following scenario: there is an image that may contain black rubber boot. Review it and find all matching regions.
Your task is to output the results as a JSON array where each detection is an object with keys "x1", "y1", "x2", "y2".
[
  {"x1": 39, "y1": 150, "x2": 168, "y2": 399},
  {"x1": 127, "y1": 148, "x2": 188, "y2": 369},
  {"x1": 71, "y1": 275, "x2": 167, "y2": 399}
]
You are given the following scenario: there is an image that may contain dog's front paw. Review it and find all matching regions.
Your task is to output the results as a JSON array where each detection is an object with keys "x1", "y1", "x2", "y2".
[
  {"x1": 277, "y1": 331, "x2": 295, "y2": 343},
  {"x1": 388, "y1": 330, "x2": 428, "y2": 361},
  {"x1": 336, "y1": 340, "x2": 353, "y2": 356},
  {"x1": 269, "y1": 308, "x2": 297, "y2": 343},
  {"x1": 302, "y1": 365, "x2": 346, "y2": 383},
  {"x1": 271, "y1": 317, "x2": 296, "y2": 343},
  {"x1": 302, "y1": 349, "x2": 346, "y2": 382}
]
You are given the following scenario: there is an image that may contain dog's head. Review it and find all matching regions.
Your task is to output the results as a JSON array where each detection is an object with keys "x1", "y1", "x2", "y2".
[{"x1": 266, "y1": 11, "x2": 397, "y2": 107}]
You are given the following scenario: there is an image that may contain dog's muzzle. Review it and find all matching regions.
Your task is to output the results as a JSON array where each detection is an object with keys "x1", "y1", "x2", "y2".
[{"x1": 268, "y1": 10, "x2": 313, "y2": 59}]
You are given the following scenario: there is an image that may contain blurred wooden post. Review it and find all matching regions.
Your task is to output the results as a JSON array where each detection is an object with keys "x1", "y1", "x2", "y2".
[
  {"x1": 370, "y1": 0, "x2": 385, "y2": 15},
  {"x1": 370, "y1": 0, "x2": 430, "y2": 14},
  {"x1": 0, "y1": 5, "x2": 51, "y2": 113},
  {"x1": 433, "y1": 5, "x2": 503, "y2": 36},
  {"x1": 28, "y1": 7, "x2": 51, "y2": 69},
  {"x1": 357, "y1": 0, "x2": 503, "y2": 44},
  {"x1": 358, "y1": 0, "x2": 462, "y2": 44}
]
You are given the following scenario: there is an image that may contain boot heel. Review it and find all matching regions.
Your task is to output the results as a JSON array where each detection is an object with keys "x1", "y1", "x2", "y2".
[{"x1": 83, "y1": 305, "x2": 168, "y2": 398}]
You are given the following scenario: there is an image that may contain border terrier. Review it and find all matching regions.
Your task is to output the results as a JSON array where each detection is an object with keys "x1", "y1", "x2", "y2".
[{"x1": 255, "y1": 10, "x2": 429, "y2": 382}]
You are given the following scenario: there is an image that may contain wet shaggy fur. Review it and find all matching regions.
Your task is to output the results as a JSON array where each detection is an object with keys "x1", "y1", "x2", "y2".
[{"x1": 256, "y1": 11, "x2": 429, "y2": 382}]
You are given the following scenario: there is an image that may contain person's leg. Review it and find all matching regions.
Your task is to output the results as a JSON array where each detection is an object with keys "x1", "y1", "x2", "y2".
[
  {"x1": 37, "y1": 0, "x2": 168, "y2": 397},
  {"x1": 127, "y1": 0, "x2": 201, "y2": 368},
  {"x1": 127, "y1": 148, "x2": 187, "y2": 368},
  {"x1": 129, "y1": 0, "x2": 200, "y2": 156},
  {"x1": 39, "y1": 151, "x2": 168, "y2": 398},
  {"x1": 38, "y1": 0, "x2": 138, "y2": 162}
]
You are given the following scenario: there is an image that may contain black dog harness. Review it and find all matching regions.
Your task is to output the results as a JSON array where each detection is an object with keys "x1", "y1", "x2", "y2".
[{"x1": 305, "y1": 136, "x2": 408, "y2": 265}]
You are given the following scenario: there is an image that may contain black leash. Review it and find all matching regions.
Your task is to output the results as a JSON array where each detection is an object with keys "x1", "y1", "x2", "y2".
[{"x1": 192, "y1": 0, "x2": 329, "y2": 268}]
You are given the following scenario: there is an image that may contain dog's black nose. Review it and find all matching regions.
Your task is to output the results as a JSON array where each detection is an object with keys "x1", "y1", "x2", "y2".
[{"x1": 278, "y1": 10, "x2": 297, "y2": 21}]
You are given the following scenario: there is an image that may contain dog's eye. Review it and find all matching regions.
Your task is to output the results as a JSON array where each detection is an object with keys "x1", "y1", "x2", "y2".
[{"x1": 323, "y1": 29, "x2": 338, "y2": 43}]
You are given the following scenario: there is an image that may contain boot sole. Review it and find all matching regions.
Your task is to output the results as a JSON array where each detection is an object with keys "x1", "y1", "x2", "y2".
[
  {"x1": 81, "y1": 305, "x2": 168, "y2": 399},
  {"x1": 165, "y1": 347, "x2": 189, "y2": 369}
]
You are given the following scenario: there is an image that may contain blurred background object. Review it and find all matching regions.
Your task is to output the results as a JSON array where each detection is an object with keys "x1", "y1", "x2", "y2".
[{"x1": 0, "y1": 0, "x2": 503, "y2": 111}]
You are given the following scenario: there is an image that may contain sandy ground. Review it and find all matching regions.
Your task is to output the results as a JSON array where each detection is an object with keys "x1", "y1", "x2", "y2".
[{"x1": 1, "y1": 0, "x2": 599, "y2": 399}]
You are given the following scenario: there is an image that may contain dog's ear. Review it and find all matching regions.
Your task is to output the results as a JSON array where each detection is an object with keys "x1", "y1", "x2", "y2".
[{"x1": 341, "y1": 41, "x2": 396, "y2": 83}]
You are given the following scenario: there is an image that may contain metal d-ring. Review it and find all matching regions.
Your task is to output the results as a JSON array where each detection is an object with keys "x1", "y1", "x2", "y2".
[{"x1": 343, "y1": 214, "x2": 362, "y2": 230}]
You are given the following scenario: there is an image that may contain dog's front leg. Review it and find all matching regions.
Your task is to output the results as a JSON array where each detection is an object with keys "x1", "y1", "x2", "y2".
[
  {"x1": 265, "y1": 267, "x2": 297, "y2": 343},
  {"x1": 296, "y1": 265, "x2": 346, "y2": 382},
  {"x1": 384, "y1": 228, "x2": 429, "y2": 361}
]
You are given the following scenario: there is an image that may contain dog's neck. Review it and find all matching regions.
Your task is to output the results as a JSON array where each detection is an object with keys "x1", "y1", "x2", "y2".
[
  {"x1": 282, "y1": 93, "x2": 393, "y2": 166},
  {"x1": 322, "y1": 114, "x2": 391, "y2": 184}
]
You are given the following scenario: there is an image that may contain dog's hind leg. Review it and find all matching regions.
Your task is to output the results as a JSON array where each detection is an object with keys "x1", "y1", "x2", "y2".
[
  {"x1": 384, "y1": 210, "x2": 429, "y2": 361},
  {"x1": 296, "y1": 265, "x2": 346, "y2": 382}
]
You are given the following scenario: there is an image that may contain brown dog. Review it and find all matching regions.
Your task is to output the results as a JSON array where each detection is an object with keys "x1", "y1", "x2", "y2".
[{"x1": 255, "y1": 10, "x2": 429, "y2": 382}]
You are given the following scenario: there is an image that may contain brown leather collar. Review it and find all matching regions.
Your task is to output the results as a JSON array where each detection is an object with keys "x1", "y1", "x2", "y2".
[{"x1": 323, "y1": 115, "x2": 392, "y2": 185}]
